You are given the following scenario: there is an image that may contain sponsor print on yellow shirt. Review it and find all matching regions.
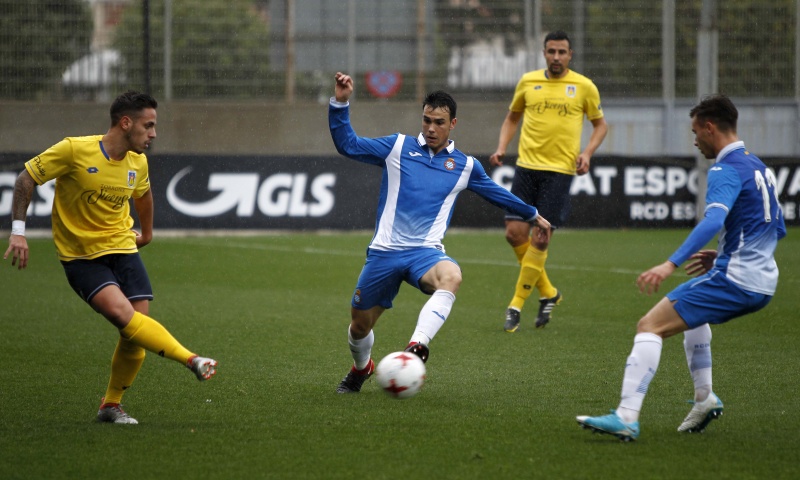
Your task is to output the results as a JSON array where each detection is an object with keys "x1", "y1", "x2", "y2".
[
  {"x1": 24, "y1": 135, "x2": 150, "y2": 261},
  {"x1": 510, "y1": 69, "x2": 603, "y2": 175}
]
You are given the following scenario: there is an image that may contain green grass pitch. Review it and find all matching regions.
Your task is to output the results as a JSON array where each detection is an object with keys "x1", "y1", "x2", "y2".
[{"x1": 1, "y1": 228, "x2": 798, "y2": 479}]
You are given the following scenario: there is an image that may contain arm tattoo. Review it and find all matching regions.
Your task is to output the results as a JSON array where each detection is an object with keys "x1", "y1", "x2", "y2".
[{"x1": 12, "y1": 172, "x2": 35, "y2": 221}]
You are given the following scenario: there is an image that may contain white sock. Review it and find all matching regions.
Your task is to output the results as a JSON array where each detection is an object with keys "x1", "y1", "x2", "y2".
[
  {"x1": 683, "y1": 324, "x2": 712, "y2": 402},
  {"x1": 617, "y1": 332, "x2": 663, "y2": 423},
  {"x1": 409, "y1": 290, "x2": 456, "y2": 345},
  {"x1": 348, "y1": 326, "x2": 374, "y2": 370}
]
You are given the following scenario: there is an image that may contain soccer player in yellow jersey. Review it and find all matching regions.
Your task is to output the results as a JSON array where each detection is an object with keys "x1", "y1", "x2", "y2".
[
  {"x1": 4, "y1": 91, "x2": 217, "y2": 424},
  {"x1": 490, "y1": 30, "x2": 608, "y2": 332}
]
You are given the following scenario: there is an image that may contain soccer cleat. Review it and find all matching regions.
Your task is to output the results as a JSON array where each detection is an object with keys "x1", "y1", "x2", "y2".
[
  {"x1": 188, "y1": 355, "x2": 218, "y2": 381},
  {"x1": 678, "y1": 392, "x2": 724, "y2": 433},
  {"x1": 535, "y1": 291, "x2": 562, "y2": 328},
  {"x1": 336, "y1": 359, "x2": 375, "y2": 394},
  {"x1": 576, "y1": 410, "x2": 640, "y2": 442},
  {"x1": 504, "y1": 308, "x2": 521, "y2": 332},
  {"x1": 404, "y1": 342, "x2": 430, "y2": 364},
  {"x1": 97, "y1": 403, "x2": 138, "y2": 425}
]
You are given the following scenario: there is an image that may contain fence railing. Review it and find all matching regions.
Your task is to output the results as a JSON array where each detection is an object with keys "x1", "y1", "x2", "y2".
[{"x1": 1, "y1": 0, "x2": 798, "y2": 103}]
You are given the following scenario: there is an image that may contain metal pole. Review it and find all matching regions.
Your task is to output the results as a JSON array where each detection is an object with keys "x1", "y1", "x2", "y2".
[
  {"x1": 285, "y1": 0, "x2": 295, "y2": 103},
  {"x1": 348, "y1": 0, "x2": 356, "y2": 77},
  {"x1": 697, "y1": 0, "x2": 718, "y2": 96},
  {"x1": 695, "y1": 0, "x2": 718, "y2": 220},
  {"x1": 534, "y1": 0, "x2": 542, "y2": 67},
  {"x1": 164, "y1": 0, "x2": 172, "y2": 100},
  {"x1": 795, "y1": 0, "x2": 800, "y2": 154},
  {"x1": 524, "y1": 0, "x2": 533, "y2": 70},
  {"x1": 572, "y1": 0, "x2": 585, "y2": 70},
  {"x1": 662, "y1": 0, "x2": 675, "y2": 154},
  {"x1": 416, "y1": 0, "x2": 426, "y2": 102},
  {"x1": 143, "y1": 0, "x2": 151, "y2": 93}
]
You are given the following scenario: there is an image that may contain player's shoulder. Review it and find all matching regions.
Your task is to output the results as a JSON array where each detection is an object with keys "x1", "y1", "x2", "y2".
[
  {"x1": 519, "y1": 69, "x2": 548, "y2": 83},
  {"x1": 720, "y1": 146, "x2": 765, "y2": 169},
  {"x1": 564, "y1": 70, "x2": 598, "y2": 87},
  {"x1": 66, "y1": 134, "x2": 103, "y2": 145}
]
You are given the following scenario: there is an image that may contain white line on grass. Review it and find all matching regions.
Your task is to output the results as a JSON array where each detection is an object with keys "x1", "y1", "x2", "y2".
[{"x1": 190, "y1": 239, "x2": 645, "y2": 276}]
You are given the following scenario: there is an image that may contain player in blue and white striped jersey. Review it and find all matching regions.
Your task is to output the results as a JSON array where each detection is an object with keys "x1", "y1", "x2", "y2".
[
  {"x1": 577, "y1": 94, "x2": 786, "y2": 441},
  {"x1": 329, "y1": 72, "x2": 551, "y2": 394}
]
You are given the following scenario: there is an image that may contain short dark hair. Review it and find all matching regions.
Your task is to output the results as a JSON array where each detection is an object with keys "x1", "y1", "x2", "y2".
[
  {"x1": 689, "y1": 94, "x2": 738, "y2": 133},
  {"x1": 423, "y1": 90, "x2": 457, "y2": 120},
  {"x1": 110, "y1": 91, "x2": 158, "y2": 126},
  {"x1": 544, "y1": 30, "x2": 571, "y2": 49}
]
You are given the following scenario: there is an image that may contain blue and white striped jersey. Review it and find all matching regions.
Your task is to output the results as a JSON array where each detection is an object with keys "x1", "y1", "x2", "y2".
[
  {"x1": 707, "y1": 141, "x2": 786, "y2": 295},
  {"x1": 329, "y1": 101, "x2": 538, "y2": 252}
]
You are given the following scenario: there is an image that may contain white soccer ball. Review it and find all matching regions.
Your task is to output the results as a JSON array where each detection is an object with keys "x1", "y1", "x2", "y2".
[{"x1": 375, "y1": 351, "x2": 426, "y2": 399}]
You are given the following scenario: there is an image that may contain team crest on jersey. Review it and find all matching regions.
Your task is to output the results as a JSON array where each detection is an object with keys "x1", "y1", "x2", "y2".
[
  {"x1": 127, "y1": 170, "x2": 136, "y2": 187},
  {"x1": 566, "y1": 85, "x2": 576, "y2": 97},
  {"x1": 87, "y1": 167, "x2": 98, "y2": 174},
  {"x1": 444, "y1": 158, "x2": 456, "y2": 171}
]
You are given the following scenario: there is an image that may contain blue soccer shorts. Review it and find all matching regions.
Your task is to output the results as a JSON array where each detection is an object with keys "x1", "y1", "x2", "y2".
[
  {"x1": 62, "y1": 253, "x2": 154, "y2": 304},
  {"x1": 667, "y1": 269, "x2": 772, "y2": 329},
  {"x1": 351, "y1": 247, "x2": 459, "y2": 310}
]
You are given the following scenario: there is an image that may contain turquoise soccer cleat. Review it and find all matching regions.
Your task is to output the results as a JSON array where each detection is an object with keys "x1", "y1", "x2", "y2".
[{"x1": 577, "y1": 410, "x2": 640, "y2": 441}]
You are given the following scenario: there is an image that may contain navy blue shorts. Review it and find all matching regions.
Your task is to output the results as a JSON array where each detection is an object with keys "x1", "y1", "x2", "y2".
[
  {"x1": 667, "y1": 270, "x2": 772, "y2": 329},
  {"x1": 506, "y1": 167, "x2": 573, "y2": 227},
  {"x1": 351, "y1": 247, "x2": 458, "y2": 310},
  {"x1": 62, "y1": 253, "x2": 154, "y2": 304}
]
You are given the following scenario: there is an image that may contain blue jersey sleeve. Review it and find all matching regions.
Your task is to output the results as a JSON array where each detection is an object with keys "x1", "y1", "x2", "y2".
[
  {"x1": 668, "y1": 207, "x2": 726, "y2": 266},
  {"x1": 328, "y1": 101, "x2": 397, "y2": 165},
  {"x1": 668, "y1": 163, "x2": 740, "y2": 266},
  {"x1": 466, "y1": 157, "x2": 538, "y2": 221}
]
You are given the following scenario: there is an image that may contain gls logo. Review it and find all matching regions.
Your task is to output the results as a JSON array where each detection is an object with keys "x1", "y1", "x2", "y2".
[{"x1": 166, "y1": 167, "x2": 336, "y2": 218}]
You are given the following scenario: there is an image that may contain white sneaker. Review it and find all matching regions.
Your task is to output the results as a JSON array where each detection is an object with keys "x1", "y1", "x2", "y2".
[
  {"x1": 188, "y1": 355, "x2": 218, "y2": 381},
  {"x1": 97, "y1": 404, "x2": 138, "y2": 425},
  {"x1": 678, "y1": 392, "x2": 723, "y2": 432}
]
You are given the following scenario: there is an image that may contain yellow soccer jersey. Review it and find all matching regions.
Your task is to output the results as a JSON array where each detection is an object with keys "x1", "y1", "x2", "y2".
[
  {"x1": 510, "y1": 69, "x2": 603, "y2": 175},
  {"x1": 24, "y1": 135, "x2": 151, "y2": 261}
]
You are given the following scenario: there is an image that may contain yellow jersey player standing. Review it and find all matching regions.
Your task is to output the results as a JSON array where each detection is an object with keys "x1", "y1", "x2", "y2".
[
  {"x1": 4, "y1": 91, "x2": 217, "y2": 424},
  {"x1": 490, "y1": 30, "x2": 608, "y2": 332}
]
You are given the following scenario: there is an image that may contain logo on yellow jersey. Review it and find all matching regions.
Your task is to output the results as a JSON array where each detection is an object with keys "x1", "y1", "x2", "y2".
[
  {"x1": 566, "y1": 85, "x2": 576, "y2": 98},
  {"x1": 127, "y1": 170, "x2": 136, "y2": 187}
]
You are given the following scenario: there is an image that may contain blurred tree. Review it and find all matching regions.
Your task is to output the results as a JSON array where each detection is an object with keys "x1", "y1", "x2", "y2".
[
  {"x1": 0, "y1": 0, "x2": 92, "y2": 100},
  {"x1": 114, "y1": 0, "x2": 271, "y2": 99}
]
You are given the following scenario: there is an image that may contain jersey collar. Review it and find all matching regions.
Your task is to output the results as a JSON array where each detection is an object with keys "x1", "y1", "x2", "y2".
[
  {"x1": 716, "y1": 140, "x2": 745, "y2": 163},
  {"x1": 416, "y1": 133, "x2": 455, "y2": 153},
  {"x1": 99, "y1": 140, "x2": 111, "y2": 160}
]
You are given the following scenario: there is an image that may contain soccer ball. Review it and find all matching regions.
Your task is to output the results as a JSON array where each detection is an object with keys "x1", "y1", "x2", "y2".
[{"x1": 375, "y1": 351, "x2": 426, "y2": 399}]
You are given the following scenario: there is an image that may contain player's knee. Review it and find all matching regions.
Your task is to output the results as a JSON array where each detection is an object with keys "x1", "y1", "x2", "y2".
[
  {"x1": 348, "y1": 320, "x2": 371, "y2": 338},
  {"x1": 531, "y1": 236, "x2": 550, "y2": 251},
  {"x1": 505, "y1": 230, "x2": 527, "y2": 246},
  {"x1": 349, "y1": 311, "x2": 377, "y2": 338}
]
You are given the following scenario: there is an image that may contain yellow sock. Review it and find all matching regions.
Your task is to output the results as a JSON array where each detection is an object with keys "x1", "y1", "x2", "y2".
[
  {"x1": 103, "y1": 336, "x2": 146, "y2": 405},
  {"x1": 512, "y1": 242, "x2": 529, "y2": 264},
  {"x1": 536, "y1": 268, "x2": 558, "y2": 299},
  {"x1": 509, "y1": 246, "x2": 547, "y2": 311},
  {"x1": 121, "y1": 311, "x2": 195, "y2": 366}
]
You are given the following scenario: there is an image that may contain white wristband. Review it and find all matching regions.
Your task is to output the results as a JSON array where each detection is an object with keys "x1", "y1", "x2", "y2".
[{"x1": 11, "y1": 220, "x2": 25, "y2": 236}]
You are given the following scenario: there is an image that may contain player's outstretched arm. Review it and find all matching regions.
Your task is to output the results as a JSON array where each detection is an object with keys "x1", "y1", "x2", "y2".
[{"x1": 4, "y1": 170, "x2": 36, "y2": 270}]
